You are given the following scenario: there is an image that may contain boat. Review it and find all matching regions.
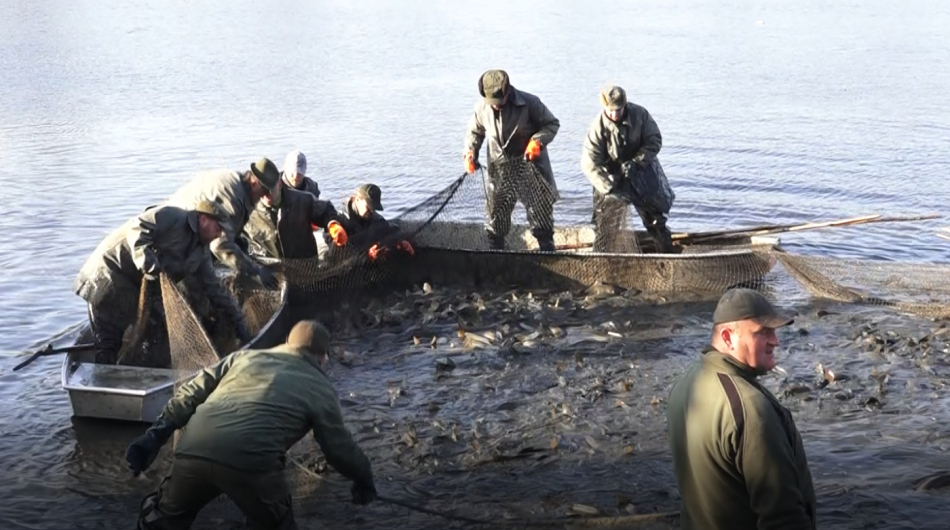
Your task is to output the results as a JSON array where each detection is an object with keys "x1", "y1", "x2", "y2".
[{"x1": 61, "y1": 270, "x2": 291, "y2": 423}]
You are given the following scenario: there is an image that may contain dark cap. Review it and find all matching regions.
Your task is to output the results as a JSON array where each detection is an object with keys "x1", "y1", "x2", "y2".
[
  {"x1": 713, "y1": 288, "x2": 794, "y2": 328},
  {"x1": 355, "y1": 183, "x2": 383, "y2": 211},
  {"x1": 479, "y1": 69, "x2": 510, "y2": 106},
  {"x1": 286, "y1": 320, "x2": 331, "y2": 355},
  {"x1": 193, "y1": 198, "x2": 226, "y2": 223},
  {"x1": 599, "y1": 85, "x2": 627, "y2": 111},
  {"x1": 249, "y1": 157, "x2": 281, "y2": 192}
]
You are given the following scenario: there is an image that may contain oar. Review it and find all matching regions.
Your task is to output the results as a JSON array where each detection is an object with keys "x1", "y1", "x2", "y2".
[{"x1": 13, "y1": 343, "x2": 96, "y2": 372}]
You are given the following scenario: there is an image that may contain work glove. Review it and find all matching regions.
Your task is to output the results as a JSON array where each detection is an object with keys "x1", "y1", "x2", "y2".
[
  {"x1": 463, "y1": 150, "x2": 479, "y2": 174},
  {"x1": 367, "y1": 243, "x2": 388, "y2": 262},
  {"x1": 256, "y1": 266, "x2": 279, "y2": 290},
  {"x1": 327, "y1": 221, "x2": 348, "y2": 247},
  {"x1": 632, "y1": 152, "x2": 649, "y2": 168},
  {"x1": 126, "y1": 419, "x2": 175, "y2": 477},
  {"x1": 524, "y1": 139, "x2": 543, "y2": 161},
  {"x1": 396, "y1": 240, "x2": 415, "y2": 256},
  {"x1": 351, "y1": 480, "x2": 377, "y2": 505}
]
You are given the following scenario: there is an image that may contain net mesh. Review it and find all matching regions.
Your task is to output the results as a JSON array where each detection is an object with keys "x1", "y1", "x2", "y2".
[{"x1": 145, "y1": 165, "x2": 950, "y2": 525}]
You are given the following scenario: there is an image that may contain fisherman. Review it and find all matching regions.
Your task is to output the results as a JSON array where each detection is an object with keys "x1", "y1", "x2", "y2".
[
  {"x1": 581, "y1": 85, "x2": 672, "y2": 253},
  {"x1": 464, "y1": 69, "x2": 560, "y2": 251},
  {"x1": 165, "y1": 158, "x2": 283, "y2": 289},
  {"x1": 127, "y1": 320, "x2": 377, "y2": 530},
  {"x1": 74, "y1": 200, "x2": 250, "y2": 366},
  {"x1": 281, "y1": 150, "x2": 321, "y2": 199},
  {"x1": 337, "y1": 183, "x2": 414, "y2": 261},
  {"x1": 242, "y1": 172, "x2": 349, "y2": 260},
  {"x1": 666, "y1": 288, "x2": 817, "y2": 530}
]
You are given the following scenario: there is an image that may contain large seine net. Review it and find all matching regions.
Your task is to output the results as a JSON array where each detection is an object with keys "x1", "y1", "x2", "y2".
[{"x1": 148, "y1": 161, "x2": 950, "y2": 525}]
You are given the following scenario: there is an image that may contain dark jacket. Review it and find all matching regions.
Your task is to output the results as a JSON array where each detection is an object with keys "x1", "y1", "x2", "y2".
[
  {"x1": 74, "y1": 205, "x2": 246, "y2": 331},
  {"x1": 282, "y1": 173, "x2": 321, "y2": 199},
  {"x1": 465, "y1": 86, "x2": 560, "y2": 199},
  {"x1": 581, "y1": 102, "x2": 662, "y2": 195},
  {"x1": 335, "y1": 197, "x2": 400, "y2": 248},
  {"x1": 666, "y1": 346, "x2": 817, "y2": 530},
  {"x1": 165, "y1": 169, "x2": 259, "y2": 275},
  {"x1": 160, "y1": 344, "x2": 374, "y2": 484},
  {"x1": 242, "y1": 187, "x2": 340, "y2": 259}
]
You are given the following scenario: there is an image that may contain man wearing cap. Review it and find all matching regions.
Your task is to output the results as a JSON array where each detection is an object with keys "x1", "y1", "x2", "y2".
[
  {"x1": 128, "y1": 319, "x2": 377, "y2": 530},
  {"x1": 242, "y1": 171, "x2": 349, "y2": 260},
  {"x1": 464, "y1": 69, "x2": 560, "y2": 251},
  {"x1": 666, "y1": 288, "x2": 817, "y2": 530},
  {"x1": 165, "y1": 158, "x2": 284, "y2": 289},
  {"x1": 281, "y1": 150, "x2": 321, "y2": 199},
  {"x1": 74, "y1": 201, "x2": 251, "y2": 366},
  {"x1": 581, "y1": 85, "x2": 672, "y2": 253},
  {"x1": 336, "y1": 184, "x2": 413, "y2": 261}
]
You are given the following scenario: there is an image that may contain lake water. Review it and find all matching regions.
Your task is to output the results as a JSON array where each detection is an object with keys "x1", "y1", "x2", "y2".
[{"x1": 1, "y1": 0, "x2": 948, "y2": 528}]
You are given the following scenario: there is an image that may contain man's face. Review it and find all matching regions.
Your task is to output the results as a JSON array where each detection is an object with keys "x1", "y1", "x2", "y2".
[
  {"x1": 490, "y1": 92, "x2": 509, "y2": 111},
  {"x1": 284, "y1": 170, "x2": 304, "y2": 189},
  {"x1": 605, "y1": 106, "x2": 623, "y2": 122},
  {"x1": 261, "y1": 179, "x2": 283, "y2": 207},
  {"x1": 353, "y1": 196, "x2": 373, "y2": 219},
  {"x1": 197, "y1": 215, "x2": 223, "y2": 244},
  {"x1": 727, "y1": 319, "x2": 780, "y2": 372}
]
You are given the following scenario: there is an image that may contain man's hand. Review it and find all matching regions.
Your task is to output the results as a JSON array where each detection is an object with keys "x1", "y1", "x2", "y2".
[
  {"x1": 256, "y1": 266, "x2": 279, "y2": 290},
  {"x1": 126, "y1": 421, "x2": 175, "y2": 477},
  {"x1": 327, "y1": 221, "x2": 348, "y2": 247},
  {"x1": 143, "y1": 255, "x2": 162, "y2": 281},
  {"x1": 396, "y1": 240, "x2": 414, "y2": 256},
  {"x1": 351, "y1": 480, "x2": 377, "y2": 505},
  {"x1": 367, "y1": 243, "x2": 388, "y2": 262},
  {"x1": 632, "y1": 152, "x2": 649, "y2": 168},
  {"x1": 524, "y1": 139, "x2": 542, "y2": 161},
  {"x1": 463, "y1": 151, "x2": 479, "y2": 174}
]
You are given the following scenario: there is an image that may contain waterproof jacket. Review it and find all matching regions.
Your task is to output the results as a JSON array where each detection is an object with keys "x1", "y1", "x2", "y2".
[
  {"x1": 666, "y1": 346, "x2": 817, "y2": 530},
  {"x1": 74, "y1": 205, "x2": 245, "y2": 331},
  {"x1": 581, "y1": 102, "x2": 662, "y2": 195},
  {"x1": 336, "y1": 197, "x2": 400, "y2": 248},
  {"x1": 282, "y1": 172, "x2": 321, "y2": 199},
  {"x1": 159, "y1": 344, "x2": 374, "y2": 485},
  {"x1": 465, "y1": 86, "x2": 560, "y2": 198},
  {"x1": 242, "y1": 187, "x2": 340, "y2": 259},
  {"x1": 165, "y1": 169, "x2": 259, "y2": 275}
]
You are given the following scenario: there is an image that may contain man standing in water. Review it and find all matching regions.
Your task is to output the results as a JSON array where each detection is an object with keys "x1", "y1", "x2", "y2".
[
  {"x1": 463, "y1": 69, "x2": 560, "y2": 251},
  {"x1": 581, "y1": 85, "x2": 672, "y2": 253},
  {"x1": 127, "y1": 320, "x2": 377, "y2": 529},
  {"x1": 666, "y1": 288, "x2": 817, "y2": 529}
]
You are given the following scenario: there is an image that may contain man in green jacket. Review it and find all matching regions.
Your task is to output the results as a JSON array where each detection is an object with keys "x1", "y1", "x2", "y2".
[
  {"x1": 128, "y1": 320, "x2": 376, "y2": 530},
  {"x1": 666, "y1": 288, "x2": 817, "y2": 530},
  {"x1": 337, "y1": 184, "x2": 414, "y2": 261}
]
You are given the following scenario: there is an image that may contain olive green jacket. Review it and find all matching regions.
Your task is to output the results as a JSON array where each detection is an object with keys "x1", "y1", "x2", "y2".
[
  {"x1": 159, "y1": 345, "x2": 374, "y2": 485},
  {"x1": 74, "y1": 205, "x2": 245, "y2": 332},
  {"x1": 581, "y1": 102, "x2": 662, "y2": 195},
  {"x1": 666, "y1": 347, "x2": 817, "y2": 530},
  {"x1": 464, "y1": 86, "x2": 560, "y2": 199}
]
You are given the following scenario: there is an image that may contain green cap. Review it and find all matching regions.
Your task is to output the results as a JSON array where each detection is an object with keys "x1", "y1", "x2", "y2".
[
  {"x1": 479, "y1": 69, "x2": 510, "y2": 105},
  {"x1": 713, "y1": 288, "x2": 794, "y2": 328},
  {"x1": 600, "y1": 85, "x2": 627, "y2": 111},
  {"x1": 193, "y1": 198, "x2": 226, "y2": 223},
  {"x1": 287, "y1": 320, "x2": 331, "y2": 355},
  {"x1": 249, "y1": 157, "x2": 280, "y2": 192},
  {"x1": 356, "y1": 183, "x2": 383, "y2": 211}
]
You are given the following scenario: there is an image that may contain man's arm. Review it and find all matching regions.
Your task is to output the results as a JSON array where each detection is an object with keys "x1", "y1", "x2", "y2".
[
  {"x1": 635, "y1": 109, "x2": 662, "y2": 164},
  {"x1": 464, "y1": 106, "x2": 487, "y2": 163},
  {"x1": 529, "y1": 97, "x2": 560, "y2": 147},
  {"x1": 739, "y1": 397, "x2": 815, "y2": 530},
  {"x1": 312, "y1": 395, "x2": 374, "y2": 486},
  {"x1": 309, "y1": 198, "x2": 343, "y2": 230},
  {"x1": 197, "y1": 257, "x2": 250, "y2": 343},
  {"x1": 580, "y1": 119, "x2": 615, "y2": 195},
  {"x1": 127, "y1": 207, "x2": 166, "y2": 277},
  {"x1": 157, "y1": 352, "x2": 240, "y2": 428}
]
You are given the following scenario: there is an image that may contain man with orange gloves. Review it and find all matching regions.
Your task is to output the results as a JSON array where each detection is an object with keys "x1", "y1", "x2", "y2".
[
  {"x1": 464, "y1": 69, "x2": 560, "y2": 251},
  {"x1": 241, "y1": 172, "x2": 348, "y2": 260},
  {"x1": 336, "y1": 184, "x2": 413, "y2": 262}
]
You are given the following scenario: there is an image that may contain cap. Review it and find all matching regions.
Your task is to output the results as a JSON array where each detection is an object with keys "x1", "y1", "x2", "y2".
[
  {"x1": 287, "y1": 320, "x2": 331, "y2": 355},
  {"x1": 479, "y1": 69, "x2": 510, "y2": 106},
  {"x1": 283, "y1": 150, "x2": 307, "y2": 176},
  {"x1": 193, "y1": 199, "x2": 226, "y2": 224},
  {"x1": 249, "y1": 157, "x2": 281, "y2": 192},
  {"x1": 713, "y1": 288, "x2": 794, "y2": 328},
  {"x1": 599, "y1": 85, "x2": 627, "y2": 111},
  {"x1": 355, "y1": 183, "x2": 384, "y2": 211}
]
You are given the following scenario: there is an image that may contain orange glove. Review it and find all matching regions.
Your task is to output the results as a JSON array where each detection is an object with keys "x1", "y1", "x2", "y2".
[
  {"x1": 327, "y1": 220, "x2": 348, "y2": 247},
  {"x1": 396, "y1": 240, "x2": 415, "y2": 256},
  {"x1": 368, "y1": 243, "x2": 388, "y2": 261},
  {"x1": 524, "y1": 139, "x2": 542, "y2": 161},
  {"x1": 464, "y1": 150, "x2": 477, "y2": 174}
]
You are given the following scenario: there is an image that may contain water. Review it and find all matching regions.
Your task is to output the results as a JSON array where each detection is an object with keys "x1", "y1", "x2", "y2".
[{"x1": 1, "y1": 0, "x2": 949, "y2": 528}]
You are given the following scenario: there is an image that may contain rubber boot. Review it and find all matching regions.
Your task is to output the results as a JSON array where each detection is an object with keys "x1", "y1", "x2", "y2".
[
  {"x1": 649, "y1": 222, "x2": 674, "y2": 254},
  {"x1": 534, "y1": 233, "x2": 555, "y2": 252}
]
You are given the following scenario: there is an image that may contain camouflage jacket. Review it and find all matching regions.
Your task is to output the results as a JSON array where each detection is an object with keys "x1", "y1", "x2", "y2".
[
  {"x1": 666, "y1": 347, "x2": 817, "y2": 530},
  {"x1": 243, "y1": 187, "x2": 340, "y2": 259},
  {"x1": 581, "y1": 102, "x2": 662, "y2": 195},
  {"x1": 160, "y1": 345, "x2": 374, "y2": 483}
]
